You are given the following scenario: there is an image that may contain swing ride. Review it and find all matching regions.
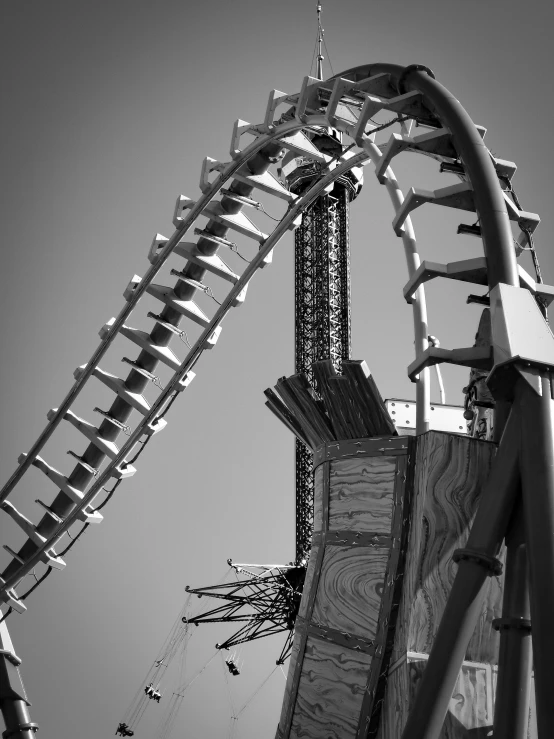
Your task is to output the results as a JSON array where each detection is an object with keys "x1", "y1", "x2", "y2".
[{"x1": 2, "y1": 0, "x2": 554, "y2": 736}]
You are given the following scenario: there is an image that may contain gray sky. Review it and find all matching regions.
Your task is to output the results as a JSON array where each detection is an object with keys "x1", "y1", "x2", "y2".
[{"x1": 1, "y1": 1, "x2": 553, "y2": 737}]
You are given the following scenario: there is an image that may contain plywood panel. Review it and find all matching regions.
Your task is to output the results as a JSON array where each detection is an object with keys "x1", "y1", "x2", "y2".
[
  {"x1": 379, "y1": 655, "x2": 494, "y2": 739},
  {"x1": 313, "y1": 464, "x2": 324, "y2": 533},
  {"x1": 277, "y1": 628, "x2": 304, "y2": 734},
  {"x1": 298, "y1": 542, "x2": 321, "y2": 621},
  {"x1": 393, "y1": 433, "x2": 499, "y2": 664},
  {"x1": 312, "y1": 546, "x2": 389, "y2": 640},
  {"x1": 329, "y1": 456, "x2": 395, "y2": 533},
  {"x1": 291, "y1": 636, "x2": 372, "y2": 739}
]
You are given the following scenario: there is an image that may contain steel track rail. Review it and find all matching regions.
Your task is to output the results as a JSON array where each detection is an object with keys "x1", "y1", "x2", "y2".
[
  {"x1": 0, "y1": 148, "x2": 369, "y2": 601},
  {"x1": 1, "y1": 66, "x2": 539, "y2": 618}
]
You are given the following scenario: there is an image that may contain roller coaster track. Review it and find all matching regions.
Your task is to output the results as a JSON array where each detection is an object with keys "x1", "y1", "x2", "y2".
[{"x1": 0, "y1": 63, "x2": 550, "y2": 620}]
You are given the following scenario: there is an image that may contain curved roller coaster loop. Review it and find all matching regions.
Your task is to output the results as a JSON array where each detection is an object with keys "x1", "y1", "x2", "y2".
[{"x1": 1, "y1": 59, "x2": 553, "y2": 738}]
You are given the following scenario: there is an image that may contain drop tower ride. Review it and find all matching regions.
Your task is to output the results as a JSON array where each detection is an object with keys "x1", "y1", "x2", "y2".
[{"x1": 282, "y1": 1, "x2": 363, "y2": 561}]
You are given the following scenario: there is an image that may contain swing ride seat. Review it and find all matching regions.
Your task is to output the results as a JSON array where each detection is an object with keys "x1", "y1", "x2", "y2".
[
  {"x1": 115, "y1": 723, "x2": 134, "y2": 737},
  {"x1": 225, "y1": 658, "x2": 240, "y2": 676}
]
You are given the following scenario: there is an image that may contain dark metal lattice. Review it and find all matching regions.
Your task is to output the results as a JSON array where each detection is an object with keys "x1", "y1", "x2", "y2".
[
  {"x1": 184, "y1": 563, "x2": 306, "y2": 665},
  {"x1": 294, "y1": 185, "x2": 352, "y2": 561}
]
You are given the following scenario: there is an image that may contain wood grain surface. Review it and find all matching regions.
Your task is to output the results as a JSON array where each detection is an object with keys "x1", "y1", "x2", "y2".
[
  {"x1": 313, "y1": 464, "x2": 324, "y2": 533},
  {"x1": 328, "y1": 457, "x2": 396, "y2": 533},
  {"x1": 298, "y1": 542, "x2": 321, "y2": 621},
  {"x1": 277, "y1": 628, "x2": 304, "y2": 734},
  {"x1": 392, "y1": 432, "x2": 500, "y2": 664},
  {"x1": 378, "y1": 654, "x2": 496, "y2": 739},
  {"x1": 312, "y1": 545, "x2": 389, "y2": 639},
  {"x1": 291, "y1": 636, "x2": 372, "y2": 739}
]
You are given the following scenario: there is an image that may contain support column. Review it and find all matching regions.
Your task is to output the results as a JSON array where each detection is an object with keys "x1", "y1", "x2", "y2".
[
  {"x1": 492, "y1": 504, "x2": 532, "y2": 739},
  {"x1": 520, "y1": 375, "x2": 554, "y2": 737},
  {"x1": 0, "y1": 621, "x2": 38, "y2": 739}
]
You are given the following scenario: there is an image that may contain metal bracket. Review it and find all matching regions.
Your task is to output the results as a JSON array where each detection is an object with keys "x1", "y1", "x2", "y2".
[
  {"x1": 0, "y1": 650, "x2": 21, "y2": 668},
  {"x1": 492, "y1": 617, "x2": 531, "y2": 632},
  {"x1": 403, "y1": 258, "x2": 554, "y2": 305},
  {"x1": 3, "y1": 724, "x2": 39, "y2": 739},
  {"x1": 403, "y1": 257, "x2": 488, "y2": 303},
  {"x1": 295, "y1": 76, "x2": 324, "y2": 121},
  {"x1": 393, "y1": 182, "x2": 475, "y2": 235},
  {"x1": 452, "y1": 548, "x2": 503, "y2": 576},
  {"x1": 376, "y1": 128, "x2": 455, "y2": 183},
  {"x1": 408, "y1": 346, "x2": 492, "y2": 383},
  {"x1": 488, "y1": 283, "x2": 554, "y2": 399}
]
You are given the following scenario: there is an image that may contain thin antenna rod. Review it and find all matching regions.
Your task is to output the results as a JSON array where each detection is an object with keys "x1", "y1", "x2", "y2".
[{"x1": 316, "y1": 2, "x2": 324, "y2": 80}]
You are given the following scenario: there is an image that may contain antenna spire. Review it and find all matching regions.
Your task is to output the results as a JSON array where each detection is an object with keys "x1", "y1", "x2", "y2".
[{"x1": 316, "y1": 2, "x2": 324, "y2": 80}]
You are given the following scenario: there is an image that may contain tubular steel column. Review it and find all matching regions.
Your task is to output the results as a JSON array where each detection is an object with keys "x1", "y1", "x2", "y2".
[
  {"x1": 294, "y1": 187, "x2": 351, "y2": 562},
  {"x1": 0, "y1": 621, "x2": 38, "y2": 739},
  {"x1": 492, "y1": 505, "x2": 533, "y2": 739}
]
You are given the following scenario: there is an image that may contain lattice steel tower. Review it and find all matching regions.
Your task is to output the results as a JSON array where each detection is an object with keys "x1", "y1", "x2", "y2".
[{"x1": 282, "y1": 131, "x2": 363, "y2": 561}]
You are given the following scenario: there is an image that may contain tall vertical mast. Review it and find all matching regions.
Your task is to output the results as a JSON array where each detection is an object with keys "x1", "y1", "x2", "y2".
[
  {"x1": 289, "y1": 3, "x2": 362, "y2": 562},
  {"x1": 316, "y1": 3, "x2": 324, "y2": 80}
]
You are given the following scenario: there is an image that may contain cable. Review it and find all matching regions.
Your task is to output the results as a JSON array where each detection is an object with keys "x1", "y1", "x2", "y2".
[{"x1": 235, "y1": 665, "x2": 279, "y2": 718}]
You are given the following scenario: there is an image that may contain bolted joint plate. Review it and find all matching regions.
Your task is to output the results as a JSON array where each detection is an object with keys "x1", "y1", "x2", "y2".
[{"x1": 487, "y1": 283, "x2": 554, "y2": 399}]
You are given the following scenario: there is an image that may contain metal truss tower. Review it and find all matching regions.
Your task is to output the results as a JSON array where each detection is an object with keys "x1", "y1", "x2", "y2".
[
  {"x1": 287, "y1": 143, "x2": 362, "y2": 562},
  {"x1": 293, "y1": 186, "x2": 351, "y2": 561}
]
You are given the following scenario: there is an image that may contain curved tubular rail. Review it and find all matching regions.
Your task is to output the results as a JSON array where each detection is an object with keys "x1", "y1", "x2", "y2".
[
  {"x1": 364, "y1": 140, "x2": 430, "y2": 433},
  {"x1": 338, "y1": 63, "x2": 518, "y2": 290},
  {"x1": 0, "y1": 78, "x2": 437, "y2": 607},
  {"x1": 0, "y1": 118, "x2": 302, "y2": 506},
  {"x1": 4, "y1": 59, "x2": 526, "y2": 612},
  {"x1": 0, "y1": 148, "x2": 371, "y2": 600}
]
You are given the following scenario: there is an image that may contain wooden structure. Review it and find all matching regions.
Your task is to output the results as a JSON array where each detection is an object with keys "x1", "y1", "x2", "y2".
[{"x1": 268, "y1": 362, "x2": 527, "y2": 738}]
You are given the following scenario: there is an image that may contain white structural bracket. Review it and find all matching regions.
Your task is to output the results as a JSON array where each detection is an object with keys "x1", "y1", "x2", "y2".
[
  {"x1": 264, "y1": 89, "x2": 291, "y2": 129},
  {"x1": 18, "y1": 454, "x2": 103, "y2": 524},
  {"x1": 1, "y1": 501, "x2": 66, "y2": 570},
  {"x1": 488, "y1": 283, "x2": 554, "y2": 399},
  {"x1": 403, "y1": 257, "x2": 554, "y2": 306},
  {"x1": 376, "y1": 129, "x2": 455, "y2": 183},
  {"x1": 148, "y1": 234, "x2": 169, "y2": 265},
  {"x1": 0, "y1": 580, "x2": 26, "y2": 614},
  {"x1": 230, "y1": 120, "x2": 257, "y2": 159},
  {"x1": 295, "y1": 76, "x2": 323, "y2": 121},
  {"x1": 408, "y1": 346, "x2": 493, "y2": 383},
  {"x1": 393, "y1": 182, "x2": 475, "y2": 235}
]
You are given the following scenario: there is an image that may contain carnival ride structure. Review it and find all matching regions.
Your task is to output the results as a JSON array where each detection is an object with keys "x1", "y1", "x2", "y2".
[{"x1": 0, "y1": 48, "x2": 553, "y2": 739}]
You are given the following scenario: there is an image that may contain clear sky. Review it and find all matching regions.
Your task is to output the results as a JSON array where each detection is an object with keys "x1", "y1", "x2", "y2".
[{"x1": 1, "y1": 1, "x2": 553, "y2": 738}]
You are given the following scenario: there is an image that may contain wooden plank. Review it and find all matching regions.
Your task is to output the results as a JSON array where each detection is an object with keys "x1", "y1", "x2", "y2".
[
  {"x1": 313, "y1": 464, "x2": 324, "y2": 533},
  {"x1": 284, "y1": 374, "x2": 335, "y2": 443},
  {"x1": 297, "y1": 541, "x2": 322, "y2": 620},
  {"x1": 328, "y1": 457, "x2": 396, "y2": 534},
  {"x1": 312, "y1": 361, "x2": 352, "y2": 439},
  {"x1": 291, "y1": 636, "x2": 372, "y2": 739},
  {"x1": 358, "y1": 454, "x2": 412, "y2": 738},
  {"x1": 342, "y1": 360, "x2": 396, "y2": 435},
  {"x1": 392, "y1": 432, "x2": 500, "y2": 664},
  {"x1": 312, "y1": 545, "x2": 389, "y2": 640},
  {"x1": 277, "y1": 628, "x2": 304, "y2": 736},
  {"x1": 313, "y1": 436, "x2": 408, "y2": 467},
  {"x1": 264, "y1": 388, "x2": 312, "y2": 448},
  {"x1": 311, "y1": 359, "x2": 337, "y2": 396},
  {"x1": 273, "y1": 379, "x2": 321, "y2": 449},
  {"x1": 328, "y1": 376, "x2": 371, "y2": 438}
]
